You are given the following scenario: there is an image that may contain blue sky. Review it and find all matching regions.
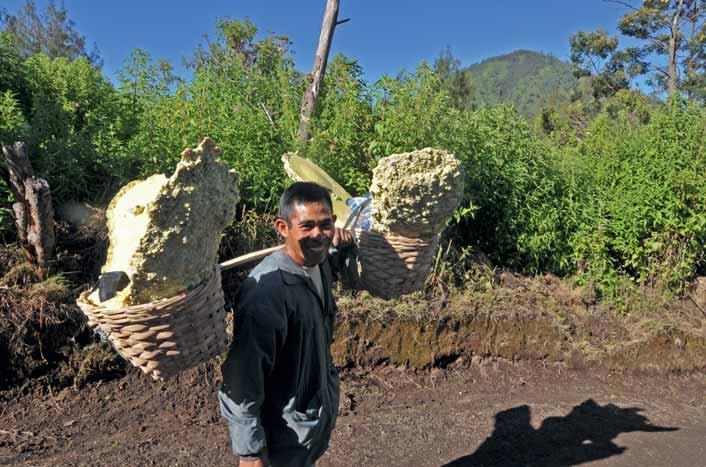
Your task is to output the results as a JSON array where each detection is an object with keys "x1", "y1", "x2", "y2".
[{"x1": 3, "y1": 1, "x2": 627, "y2": 83}]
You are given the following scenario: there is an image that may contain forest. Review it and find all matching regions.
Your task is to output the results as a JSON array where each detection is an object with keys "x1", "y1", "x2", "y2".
[
  {"x1": 3, "y1": 1, "x2": 706, "y2": 302},
  {"x1": 2, "y1": 0, "x2": 706, "y2": 383}
]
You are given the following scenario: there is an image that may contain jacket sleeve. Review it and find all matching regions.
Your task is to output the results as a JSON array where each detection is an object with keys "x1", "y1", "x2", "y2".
[
  {"x1": 219, "y1": 276, "x2": 287, "y2": 457},
  {"x1": 328, "y1": 243, "x2": 357, "y2": 286}
]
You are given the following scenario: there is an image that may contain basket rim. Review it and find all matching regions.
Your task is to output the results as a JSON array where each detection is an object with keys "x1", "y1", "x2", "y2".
[
  {"x1": 77, "y1": 266, "x2": 221, "y2": 313},
  {"x1": 354, "y1": 228, "x2": 438, "y2": 244}
]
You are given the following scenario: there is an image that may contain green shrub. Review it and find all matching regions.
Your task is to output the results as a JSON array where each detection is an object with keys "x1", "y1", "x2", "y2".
[
  {"x1": 0, "y1": 90, "x2": 27, "y2": 142},
  {"x1": 568, "y1": 98, "x2": 706, "y2": 296},
  {"x1": 0, "y1": 83, "x2": 26, "y2": 241},
  {"x1": 195, "y1": 19, "x2": 302, "y2": 210},
  {"x1": 438, "y1": 106, "x2": 574, "y2": 273},
  {"x1": 22, "y1": 54, "x2": 130, "y2": 202},
  {"x1": 368, "y1": 63, "x2": 455, "y2": 161},
  {"x1": 116, "y1": 49, "x2": 189, "y2": 178},
  {"x1": 0, "y1": 32, "x2": 29, "y2": 113}
]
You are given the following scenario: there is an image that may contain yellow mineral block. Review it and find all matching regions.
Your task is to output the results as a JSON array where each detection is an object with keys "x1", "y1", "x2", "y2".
[
  {"x1": 90, "y1": 138, "x2": 239, "y2": 308},
  {"x1": 370, "y1": 148, "x2": 464, "y2": 238}
]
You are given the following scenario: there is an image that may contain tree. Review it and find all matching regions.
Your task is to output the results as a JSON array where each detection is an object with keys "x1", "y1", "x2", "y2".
[
  {"x1": 570, "y1": 29, "x2": 632, "y2": 98},
  {"x1": 0, "y1": 0, "x2": 101, "y2": 66},
  {"x1": 433, "y1": 47, "x2": 475, "y2": 110},
  {"x1": 668, "y1": 0, "x2": 706, "y2": 97},
  {"x1": 571, "y1": 1, "x2": 706, "y2": 98},
  {"x1": 297, "y1": 0, "x2": 348, "y2": 143},
  {"x1": 616, "y1": 0, "x2": 694, "y2": 95}
]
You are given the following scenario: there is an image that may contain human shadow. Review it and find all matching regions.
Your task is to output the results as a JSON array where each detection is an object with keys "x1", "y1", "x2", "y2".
[{"x1": 443, "y1": 399, "x2": 678, "y2": 467}]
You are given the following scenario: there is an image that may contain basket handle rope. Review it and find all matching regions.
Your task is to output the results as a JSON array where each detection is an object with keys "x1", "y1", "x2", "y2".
[{"x1": 342, "y1": 196, "x2": 371, "y2": 243}]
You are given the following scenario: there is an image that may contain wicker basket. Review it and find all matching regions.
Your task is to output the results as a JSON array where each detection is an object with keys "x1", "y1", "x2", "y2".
[
  {"x1": 76, "y1": 267, "x2": 228, "y2": 380},
  {"x1": 354, "y1": 229, "x2": 440, "y2": 299}
]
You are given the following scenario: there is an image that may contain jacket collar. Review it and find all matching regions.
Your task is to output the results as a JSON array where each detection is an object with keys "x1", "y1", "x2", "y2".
[
  {"x1": 273, "y1": 251, "x2": 331, "y2": 312},
  {"x1": 268, "y1": 250, "x2": 320, "y2": 285},
  {"x1": 278, "y1": 253, "x2": 307, "y2": 284}
]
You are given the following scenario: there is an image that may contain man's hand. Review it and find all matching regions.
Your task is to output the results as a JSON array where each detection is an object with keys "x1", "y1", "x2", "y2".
[
  {"x1": 239, "y1": 457, "x2": 266, "y2": 467},
  {"x1": 333, "y1": 227, "x2": 354, "y2": 248}
]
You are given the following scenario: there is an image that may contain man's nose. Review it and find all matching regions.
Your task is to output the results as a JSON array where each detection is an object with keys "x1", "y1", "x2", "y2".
[{"x1": 310, "y1": 225, "x2": 324, "y2": 238}]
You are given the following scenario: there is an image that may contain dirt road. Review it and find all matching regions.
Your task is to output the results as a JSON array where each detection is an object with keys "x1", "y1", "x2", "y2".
[{"x1": 2, "y1": 361, "x2": 705, "y2": 466}]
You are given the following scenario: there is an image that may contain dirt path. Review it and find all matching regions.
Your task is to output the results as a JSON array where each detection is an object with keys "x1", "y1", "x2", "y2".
[{"x1": 2, "y1": 361, "x2": 705, "y2": 466}]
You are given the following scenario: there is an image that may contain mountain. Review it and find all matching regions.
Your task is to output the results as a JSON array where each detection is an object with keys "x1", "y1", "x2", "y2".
[{"x1": 463, "y1": 50, "x2": 577, "y2": 119}]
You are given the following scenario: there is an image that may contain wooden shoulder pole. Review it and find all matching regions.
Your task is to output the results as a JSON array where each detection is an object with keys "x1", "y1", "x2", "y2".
[{"x1": 219, "y1": 245, "x2": 283, "y2": 271}]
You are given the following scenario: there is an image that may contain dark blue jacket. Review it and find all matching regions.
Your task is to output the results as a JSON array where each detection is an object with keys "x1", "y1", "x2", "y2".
[{"x1": 219, "y1": 249, "x2": 342, "y2": 466}]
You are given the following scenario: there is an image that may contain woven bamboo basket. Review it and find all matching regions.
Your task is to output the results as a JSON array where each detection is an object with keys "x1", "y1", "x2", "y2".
[
  {"x1": 354, "y1": 229, "x2": 440, "y2": 299},
  {"x1": 76, "y1": 267, "x2": 228, "y2": 380}
]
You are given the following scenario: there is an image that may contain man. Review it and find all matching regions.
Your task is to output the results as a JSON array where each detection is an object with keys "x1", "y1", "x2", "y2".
[{"x1": 219, "y1": 181, "x2": 353, "y2": 467}]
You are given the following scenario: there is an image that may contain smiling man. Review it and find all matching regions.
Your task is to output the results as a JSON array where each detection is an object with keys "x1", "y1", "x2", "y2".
[{"x1": 219, "y1": 182, "x2": 353, "y2": 467}]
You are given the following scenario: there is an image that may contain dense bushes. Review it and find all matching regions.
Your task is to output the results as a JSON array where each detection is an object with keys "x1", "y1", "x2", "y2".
[
  {"x1": 22, "y1": 54, "x2": 133, "y2": 201},
  {"x1": 565, "y1": 99, "x2": 706, "y2": 296},
  {"x1": 179, "y1": 20, "x2": 302, "y2": 208},
  {"x1": 1, "y1": 32, "x2": 134, "y2": 207},
  {"x1": 438, "y1": 107, "x2": 573, "y2": 273},
  {"x1": 2, "y1": 19, "x2": 706, "y2": 302}
]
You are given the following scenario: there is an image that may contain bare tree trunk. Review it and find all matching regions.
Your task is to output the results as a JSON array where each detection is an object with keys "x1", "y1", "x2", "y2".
[
  {"x1": 3, "y1": 142, "x2": 33, "y2": 244},
  {"x1": 24, "y1": 177, "x2": 55, "y2": 270},
  {"x1": 2, "y1": 142, "x2": 55, "y2": 273},
  {"x1": 297, "y1": 0, "x2": 341, "y2": 144},
  {"x1": 668, "y1": 0, "x2": 686, "y2": 96},
  {"x1": 684, "y1": 0, "x2": 700, "y2": 99}
]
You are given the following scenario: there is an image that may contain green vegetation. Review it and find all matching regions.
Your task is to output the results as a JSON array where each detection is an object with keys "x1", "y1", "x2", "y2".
[
  {"x1": 464, "y1": 50, "x2": 577, "y2": 119},
  {"x1": 566, "y1": 99, "x2": 706, "y2": 297},
  {"x1": 432, "y1": 49, "x2": 579, "y2": 119},
  {"x1": 1, "y1": 2, "x2": 706, "y2": 306},
  {"x1": 570, "y1": 0, "x2": 706, "y2": 98}
]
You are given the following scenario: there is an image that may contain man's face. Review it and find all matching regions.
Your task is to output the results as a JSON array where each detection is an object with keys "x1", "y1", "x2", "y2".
[{"x1": 276, "y1": 201, "x2": 336, "y2": 267}]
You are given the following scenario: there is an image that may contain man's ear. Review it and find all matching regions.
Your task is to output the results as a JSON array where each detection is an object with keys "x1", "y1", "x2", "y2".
[{"x1": 274, "y1": 218, "x2": 289, "y2": 238}]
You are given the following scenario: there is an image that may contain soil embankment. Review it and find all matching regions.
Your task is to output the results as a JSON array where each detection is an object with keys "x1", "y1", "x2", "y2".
[{"x1": 332, "y1": 276, "x2": 706, "y2": 374}]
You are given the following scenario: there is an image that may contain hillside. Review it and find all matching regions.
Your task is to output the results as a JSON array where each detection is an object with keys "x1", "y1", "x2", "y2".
[{"x1": 464, "y1": 49, "x2": 576, "y2": 119}]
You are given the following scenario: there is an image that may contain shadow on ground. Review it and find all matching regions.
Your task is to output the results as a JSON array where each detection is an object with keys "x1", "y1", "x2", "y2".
[{"x1": 443, "y1": 399, "x2": 677, "y2": 467}]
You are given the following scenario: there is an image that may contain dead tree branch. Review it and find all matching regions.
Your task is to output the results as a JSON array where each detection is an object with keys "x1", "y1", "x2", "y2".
[{"x1": 297, "y1": 0, "x2": 344, "y2": 144}]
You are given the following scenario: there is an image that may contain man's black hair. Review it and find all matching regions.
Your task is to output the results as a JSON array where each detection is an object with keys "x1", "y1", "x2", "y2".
[{"x1": 278, "y1": 181, "x2": 334, "y2": 223}]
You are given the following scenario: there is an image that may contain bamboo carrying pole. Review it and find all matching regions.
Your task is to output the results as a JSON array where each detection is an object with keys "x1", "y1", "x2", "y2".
[{"x1": 219, "y1": 245, "x2": 283, "y2": 271}]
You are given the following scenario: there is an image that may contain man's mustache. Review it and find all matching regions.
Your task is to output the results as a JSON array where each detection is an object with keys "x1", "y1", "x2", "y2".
[{"x1": 302, "y1": 237, "x2": 329, "y2": 248}]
